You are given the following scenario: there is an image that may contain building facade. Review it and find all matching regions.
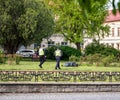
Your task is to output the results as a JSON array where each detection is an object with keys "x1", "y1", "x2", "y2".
[
  {"x1": 99, "y1": 10, "x2": 120, "y2": 50},
  {"x1": 40, "y1": 34, "x2": 76, "y2": 49}
]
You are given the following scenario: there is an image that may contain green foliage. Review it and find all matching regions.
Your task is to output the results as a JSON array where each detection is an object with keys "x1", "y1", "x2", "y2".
[
  {"x1": 45, "y1": 0, "x2": 110, "y2": 50},
  {"x1": 13, "y1": 54, "x2": 22, "y2": 65},
  {"x1": 80, "y1": 53, "x2": 118, "y2": 67},
  {"x1": 60, "y1": 46, "x2": 81, "y2": 60},
  {"x1": 7, "y1": 54, "x2": 14, "y2": 65},
  {"x1": 84, "y1": 41, "x2": 120, "y2": 66},
  {"x1": 78, "y1": 0, "x2": 108, "y2": 12},
  {"x1": 45, "y1": 46, "x2": 81, "y2": 60},
  {"x1": 102, "y1": 55, "x2": 115, "y2": 67},
  {"x1": 78, "y1": 0, "x2": 120, "y2": 15},
  {"x1": 6, "y1": 54, "x2": 22, "y2": 65},
  {"x1": 69, "y1": 55, "x2": 80, "y2": 62},
  {"x1": 53, "y1": 0, "x2": 84, "y2": 50},
  {"x1": 45, "y1": 46, "x2": 57, "y2": 60},
  {"x1": 85, "y1": 41, "x2": 120, "y2": 57},
  {"x1": 0, "y1": 0, "x2": 54, "y2": 53},
  {"x1": 0, "y1": 50, "x2": 6, "y2": 64},
  {"x1": 85, "y1": 54, "x2": 102, "y2": 65}
]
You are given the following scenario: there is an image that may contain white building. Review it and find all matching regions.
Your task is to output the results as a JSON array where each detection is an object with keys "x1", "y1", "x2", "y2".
[
  {"x1": 100, "y1": 10, "x2": 120, "y2": 50},
  {"x1": 41, "y1": 34, "x2": 76, "y2": 48}
]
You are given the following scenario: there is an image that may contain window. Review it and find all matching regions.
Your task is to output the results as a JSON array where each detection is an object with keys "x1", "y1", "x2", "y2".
[
  {"x1": 117, "y1": 43, "x2": 120, "y2": 50},
  {"x1": 48, "y1": 41, "x2": 54, "y2": 47},
  {"x1": 106, "y1": 43, "x2": 109, "y2": 47},
  {"x1": 61, "y1": 42, "x2": 67, "y2": 46},
  {"x1": 118, "y1": 28, "x2": 120, "y2": 36},
  {"x1": 34, "y1": 43, "x2": 38, "y2": 49},
  {"x1": 112, "y1": 28, "x2": 114, "y2": 37},
  {"x1": 111, "y1": 43, "x2": 114, "y2": 48}
]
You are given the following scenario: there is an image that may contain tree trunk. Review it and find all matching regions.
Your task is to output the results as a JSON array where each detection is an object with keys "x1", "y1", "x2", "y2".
[
  {"x1": 4, "y1": 43, "x2": 18, "y2": 54},
  {"x1": 75, "y1": 42, "x2": 81, "y2": 50}
]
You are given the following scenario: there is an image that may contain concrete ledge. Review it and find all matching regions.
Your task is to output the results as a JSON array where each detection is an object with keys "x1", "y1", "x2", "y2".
[{"x1": 0, "y1": 82, "x2": 120, "y2": 93}]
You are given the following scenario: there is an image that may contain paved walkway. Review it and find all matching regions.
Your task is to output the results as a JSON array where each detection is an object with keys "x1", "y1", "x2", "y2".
[{"x1": 0, "y1": 92, "x2": 120, "y2": 100}]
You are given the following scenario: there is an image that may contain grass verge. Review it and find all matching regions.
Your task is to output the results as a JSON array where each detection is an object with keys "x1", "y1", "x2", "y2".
[{"x1": 0, "y1": 60, "x2": 120, "y2": 72}]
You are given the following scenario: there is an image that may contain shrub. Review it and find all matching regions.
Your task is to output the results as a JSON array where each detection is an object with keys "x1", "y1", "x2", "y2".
[
  {"x1": 101, "y1": 55, "x2": 115, "y2": 67},
  {"x1": 7, "y1": 54, "x2": 13, "y2": 65},
  {"x1": 85, "y1": 54, "x2": 102, "y2": 65},
  {"x1": 69, "y1": 55, "x2": 80, "y2": 62},
  {"x1": 6, "y1": 54, "x2": 22, "y2": 65},
  {"x1": 85, "y1": 41, "x2": 120, "y2": 57},
  {"x1": 60, "y1": 46, "x2": 81, "y2": 60},
  {"x1": 45, "y1": 46, "x2": 57, "y2": 60},
  {"x1": 13, "y1": 54, "x2": 22, "y2": 65},
  {"x1": 45, "y1": 46, "x2": 81, "y2": 60},
  {"x1": 0, "y1": 54, "x2": 6, "y2": 64},
  {"x1": 0, "y1": 49, "x2": 6, "y2": 64}
]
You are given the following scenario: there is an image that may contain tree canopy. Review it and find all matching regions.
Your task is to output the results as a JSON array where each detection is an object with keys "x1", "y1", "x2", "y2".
[
  {"x1": 81, "y1": 0, "x2": 110, "y2": 40},
  {"x1": 78, "y1": 0, "x2": 120, "y2": 14},
  {"x1": 45, "y1": 0, "x2": 110, "y2": 50},
  {"x1": 0, "y1": 0, "x2": 54, "y2": 54}
]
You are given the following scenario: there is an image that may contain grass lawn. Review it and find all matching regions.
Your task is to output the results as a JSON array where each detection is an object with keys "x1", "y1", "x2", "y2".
[{"x1": 0, "y1": 60, "x2": 120, "y2": 72}]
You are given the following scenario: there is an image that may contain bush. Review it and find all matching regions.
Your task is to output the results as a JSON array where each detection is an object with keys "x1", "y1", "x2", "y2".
[
  {"x1": 45, "y1": 46, "x2": 81, "y2": 60},
  {"x1": 85, "y1": 54, "x2": 102, "y2": 65},
  {"x1": 0, "y1": 49, "x2": 6, "y2": 64},
  {"x1": 101, "y1": 55, "x2": 115, "y2": 67},
  {"x1": 69, "y1": 55, "x2": 80, "y2": 62},
  {"x1": 13, "y1": 54, "x2": 22, "y2": 65},
  {"x1": 0, "y1": 54, "x2": 6, "y2": 64},
  {"x1": 7, "y1": 54, "x2": 22, "y2": 65},
  {"x1": 7, "y1": 54, "x2": 14, "y2": 65},
  {"x1": 60, "y1": 46, "x2": 81, "y2": 60},
  {"x1": 85, "y1": 41, "x2": 120, "y2": 57},
  {"x1": 45, "y1": 46, "x2": 57, "y2": 60}
]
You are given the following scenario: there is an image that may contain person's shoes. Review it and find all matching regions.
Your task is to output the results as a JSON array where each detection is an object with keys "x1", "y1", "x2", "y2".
[
  {"x1": 39, "y1": 65, "x2": 42, "y2": 68},
  {"x1": 55, "y1": 67, "x2": 61, "y2": 70}
]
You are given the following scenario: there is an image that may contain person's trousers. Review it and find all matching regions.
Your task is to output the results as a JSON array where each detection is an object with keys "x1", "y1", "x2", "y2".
[
  {"x1": 39, "y1": 55, "x2": 45, "y2": 67},
  {"x1": 55, "y1": 56, "x2": 61, "y2": 69}
]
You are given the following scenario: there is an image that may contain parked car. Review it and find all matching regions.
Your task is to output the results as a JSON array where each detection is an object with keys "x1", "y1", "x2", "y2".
[{"x1": 16, "y1": 49, "x2": 35, "y2": 57}]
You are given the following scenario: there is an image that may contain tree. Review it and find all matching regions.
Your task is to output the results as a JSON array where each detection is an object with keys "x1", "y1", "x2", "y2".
[
  {"x1": 45, "y1": 0, "x2": 109, "y2": 50},
  {"x1": 82, "y1": 0, "x2": 110, "y2": 41},
  {"x1": 77, "y1": 0, "x2": 120, "y2": 14},
  {"x1": 0, "y1": 0, "x2": 54, "y2": 54},
  {"x1": 44, "y1": 0, "x2": 86, "y2": 50}
]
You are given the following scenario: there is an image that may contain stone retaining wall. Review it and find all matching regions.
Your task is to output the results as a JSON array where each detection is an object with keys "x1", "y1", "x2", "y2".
[{"x1": 0, "y1": 82, "x2": 120, "y2": 93}]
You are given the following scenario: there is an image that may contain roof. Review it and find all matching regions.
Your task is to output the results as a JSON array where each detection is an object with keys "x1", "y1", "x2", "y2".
[{"x1": 105, "y1": 10, "x2": 120, "y2": 22}]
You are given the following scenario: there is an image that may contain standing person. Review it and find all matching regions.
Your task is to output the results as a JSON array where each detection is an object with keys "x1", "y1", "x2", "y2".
[
  {"x1": 39, "y1": 45, "x2": 45, "y2": 68},
  {"x1": 54, "y1": 48, "x2": 62, "y2": 69}
]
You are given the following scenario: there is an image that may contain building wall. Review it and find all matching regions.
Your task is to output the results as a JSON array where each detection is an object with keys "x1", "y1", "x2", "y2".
[
  {"x1": 100, "y1": 21, "x2": 120, "y2": 50},
  {"x1": 41, "y1": 34, "x2": 76, "y2": 48}
]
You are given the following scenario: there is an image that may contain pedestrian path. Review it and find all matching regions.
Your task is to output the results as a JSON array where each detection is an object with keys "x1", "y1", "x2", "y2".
[{"x1": 0, "y1": 92, "x2": 120, "y2": 100}]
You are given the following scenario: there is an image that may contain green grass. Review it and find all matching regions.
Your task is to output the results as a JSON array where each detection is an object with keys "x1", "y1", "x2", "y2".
[{"x1": 0, "y1": 60, "x2": 120, "y2": 72}]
